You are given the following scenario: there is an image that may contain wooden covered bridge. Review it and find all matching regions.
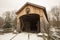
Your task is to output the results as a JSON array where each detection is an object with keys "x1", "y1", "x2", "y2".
[{"x1": 16, "y1": 2, "x2": 48, "y2": 33}]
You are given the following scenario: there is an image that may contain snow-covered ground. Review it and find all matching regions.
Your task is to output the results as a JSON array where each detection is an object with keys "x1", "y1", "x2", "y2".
[
  {"x1": 0, "y1": 32, "x2": 44, "y2": 40},
  {"x1": 0, "y1": 33, "x2": 16, "y2": 40}
]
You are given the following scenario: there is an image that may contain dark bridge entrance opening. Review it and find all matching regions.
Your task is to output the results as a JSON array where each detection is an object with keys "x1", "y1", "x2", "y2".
[{"x1": 20, "y1": 14, "x2": 40, "y2": 33}]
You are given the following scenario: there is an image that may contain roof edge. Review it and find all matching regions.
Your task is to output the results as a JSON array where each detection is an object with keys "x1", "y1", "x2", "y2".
[{"x1": 16, "y1": 2, "x2": 45, "y2": 15}]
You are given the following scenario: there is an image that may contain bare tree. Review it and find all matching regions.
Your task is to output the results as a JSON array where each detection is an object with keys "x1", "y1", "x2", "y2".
[
  {"x1": 48, "y1": 6, "x2": 60, "y2": 40},
  {"x1": 2, "y1": 11, "x2": 17, "y2": 33},
  {"x1": 0, "y1": 17, "x2": 4, "y2": 28}
]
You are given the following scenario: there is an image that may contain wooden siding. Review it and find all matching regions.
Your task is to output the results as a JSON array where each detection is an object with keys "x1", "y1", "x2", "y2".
[{"x1": 16, "y1": 5, "x2": 48, "y2": 32}]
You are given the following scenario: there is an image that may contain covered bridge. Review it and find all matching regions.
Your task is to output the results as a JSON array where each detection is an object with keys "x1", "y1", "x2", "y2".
[{"x1": 16, "y1": 2, "x2": 48, "y2": 33}]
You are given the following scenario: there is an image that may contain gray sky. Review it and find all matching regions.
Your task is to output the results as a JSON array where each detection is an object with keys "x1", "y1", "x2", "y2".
[{"x1": 0, "y1": 0, "x2": 60, "y2": 16}]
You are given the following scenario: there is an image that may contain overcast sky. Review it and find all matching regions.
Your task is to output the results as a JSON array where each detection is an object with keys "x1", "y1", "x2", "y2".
[{"x1": 0, "y1": 0, "x2": 60, "y2": 16}]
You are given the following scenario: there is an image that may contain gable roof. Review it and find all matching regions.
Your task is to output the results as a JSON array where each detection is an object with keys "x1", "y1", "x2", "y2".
[{"x1": 16, "y1": 2, "x2": 48, "y2": 21}]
